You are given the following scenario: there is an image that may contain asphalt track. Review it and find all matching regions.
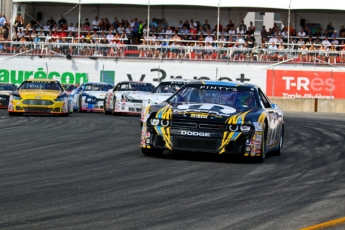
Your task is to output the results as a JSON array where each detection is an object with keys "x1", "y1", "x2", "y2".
[{"x1": 0, "y1": 109, "x2": 345, "y2": 230}]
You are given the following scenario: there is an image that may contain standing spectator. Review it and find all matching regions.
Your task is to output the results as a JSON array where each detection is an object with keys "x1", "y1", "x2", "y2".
[
  {"x1": 248, "y1": 21, "x2": 256, "y2": 32},
  {"x1": 226, "y1": 20, "x2": 234, "y2": 31},
  {"x1": 47, "y1": 16, "x2": 56, "y2": 29},
  {"x1": 261, "y1": 25, "x2": 267, "y2": 43},
  {"x1": 3, "y1": 22, "x2": 9, "y2": 40},
  {"x1": 0, "y1": 14, "x2": 5, "y2": 39},
  {"x1": 105, "y1": 18, "x2": 110, "y2": 31},
  {"x1": 132, "y1": 18, "x2": 139, "y2": 44},
  {"x1": 92, "y1": 16, "x2": 99, "y2": 31},
  {"x1": 203, "y1": 20, "x2": 210, "y2": 32},
  {"x1": 161, "y1": 18, "x2": 168, "y2": 31},
  {"x1": 17, "y1": 14, "x2": 25, "y2": 32},
  {"x1": 112, "y1": 17, "x2": 118, "y2": 30},
  {"x1": 58, "y1": 15, "x2": 67, "y2": 28},
  {"x1": 326, "y1": 22, "x2": 334, "y2": 37},
  {"x1": 239, "y1": 20, "x2": 247, "y2": 34}
]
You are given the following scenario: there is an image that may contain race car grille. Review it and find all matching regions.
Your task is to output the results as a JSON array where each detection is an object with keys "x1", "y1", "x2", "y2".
[
  {"x1": 24, "y1": 108, "x2": 52, "y2": 113},
  {"x1": 0, "y1": 95, "x2": 9, "y2": 101},
  {"x1": 171, "y1": 121, "x2": 226, "y2": 131},
  {"x1": 22, "y1": 99, "x2": 54, "y2": 105},
  {"x1": 174, "y1": 137, "x2": 217, "y2": 152},
  {"x1": 171, "y1": 121, "x2": 197, "y2": 128}
]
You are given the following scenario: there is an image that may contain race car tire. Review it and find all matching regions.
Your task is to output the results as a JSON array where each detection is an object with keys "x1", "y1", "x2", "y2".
[
  {"x1": 257, "y1": 122, "x2": 267, "y2": 162},
  {"x1": 271, "y1": 127, "x2": 283, "y2": 156},
  {"x1": 9, "y1": 112, "x2": 23, "y2": 116},
  {"x1": 103, "y1": 98, "x2": 110, "y2": 115},
  {"x1": 60, "y1": 113, "x2": 69, "y2": 117},
  {"x1": 77, "y1": 96, "x2": 85, "y2": 113},
  {"x1": 141, "y1": 148, "x2": 164, "y2": 157},
  {"x1": 111, "y1": 98, "x2": 116, "y2": 116}
]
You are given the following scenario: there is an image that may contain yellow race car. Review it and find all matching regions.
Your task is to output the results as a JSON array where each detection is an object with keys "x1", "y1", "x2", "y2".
[{"x1": 8, "y1": 79, "x2": 71, "y2": 116}]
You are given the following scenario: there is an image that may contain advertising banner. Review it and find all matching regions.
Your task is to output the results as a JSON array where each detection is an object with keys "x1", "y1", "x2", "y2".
[{"x1": 266, "y1": 70, "x2": 345, "y2": 99}]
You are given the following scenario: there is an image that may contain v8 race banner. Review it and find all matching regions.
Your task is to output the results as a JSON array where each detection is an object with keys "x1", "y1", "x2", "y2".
[{"x1": 266, "y1": 70, "x2": 345, "y2": 99}]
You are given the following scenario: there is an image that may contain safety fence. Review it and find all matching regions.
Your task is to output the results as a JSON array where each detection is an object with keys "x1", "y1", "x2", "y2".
[{"x1": 1, "y1": 41, "x2": 345, "y2": 65}]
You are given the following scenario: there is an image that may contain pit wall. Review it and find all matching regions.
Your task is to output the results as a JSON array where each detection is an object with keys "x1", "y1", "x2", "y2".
[{"x1": 270, "y1": 97, "x2": 345, "y2": 113}]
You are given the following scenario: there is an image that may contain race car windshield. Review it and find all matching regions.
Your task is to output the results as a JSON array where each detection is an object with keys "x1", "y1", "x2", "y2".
[
  {"x1": 84, "y1": 84, "x2": 112, "y2": 91},
  {"x1": 117, "y1": 83, "x2": 154, "y2": 92},
  {"x1": 19, "y1": 81, "x2": 62, "y2": 91},
  {"x1": 168, "y1": 85, "x2": 258, "y2": 110},
  {"x1": 0, "y1": 84, "x2": 17, "y2": 91},
  {"x1": 152, "y1": 82, "x2": 184, "y2": 94}
]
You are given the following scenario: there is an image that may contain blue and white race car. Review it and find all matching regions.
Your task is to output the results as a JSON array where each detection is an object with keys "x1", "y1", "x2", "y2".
[
  {"x1": 71, "y1": 82, "x2": 113, "y2": 112},
  {"x1": 140, "y1": 79, "x2": 191, "y2": 122}
]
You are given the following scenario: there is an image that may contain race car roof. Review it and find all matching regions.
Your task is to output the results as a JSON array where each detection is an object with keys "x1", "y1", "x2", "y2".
[{"x1": 189, "y1": 80, "x2": 257, "y2": 88}]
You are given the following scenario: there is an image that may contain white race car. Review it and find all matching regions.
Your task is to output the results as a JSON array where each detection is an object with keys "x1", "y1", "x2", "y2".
[
  {"x1": 140, "y1": 79, "x2": 191, "y2": 122},
  {"x1": 72, "y1": 82, "x2": 113, "y2": 112},
  {"x1": 103, "y1": 81, "x2": 155, "y2": 115},
  {"x1": 0, "y1": 83, "x2": 17, "y2": 109}
]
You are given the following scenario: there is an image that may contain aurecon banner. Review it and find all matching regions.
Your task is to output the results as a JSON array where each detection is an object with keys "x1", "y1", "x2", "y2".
[{"x1": 266, "y1": 70, "x2": 345, "y2": 99}]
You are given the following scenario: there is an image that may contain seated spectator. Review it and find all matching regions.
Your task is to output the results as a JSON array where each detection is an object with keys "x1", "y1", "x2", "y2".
[
  {"x1": 68, "y1": 23, "x2": 75, "y2": 31},
  {"x1": 322, "y1": 36, "x2": 331, "y2": 48},
  {"x1": 117, "y1": 24, "x2": 124, "y2": 34},
  {"x1": 38, "y1": 28, "x2": 45, "y2": 37},
  {"x1": 331, "y1": 30, "x2": 338, "y2": 38},
  {"x1": 43, "y1": 22, "x2": 50, "y2": 31},
  {"x1": 165, "y1": 26, "x2": 173, "y2": 39},
  {"x1": 59, "y1": 29, "x2": 67, "y2": 38},
  {"x1": 339, "y1": 25, "x2": 345, "y2": 38},
  {"x1": 298, "y1": 28, "x2": 306, "y2": 37},
  {"x1": 268, "y1": 42, "x2": 278, "y2": 61},
  {"x1": 268, "y1": 34, "x2": 277, "y2": 44},
  {"x1": 297, "y1": 37, "x2": 305, "y2": 48}
]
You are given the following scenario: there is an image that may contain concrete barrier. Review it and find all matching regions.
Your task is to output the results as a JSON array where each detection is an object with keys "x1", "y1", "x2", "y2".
[
  {"x1": 318, "y1": 99, "x2": 345, "y2": 113},
  {"x1": 269, "y1": 97, "x2": 316, "y2": 112},
  {"x1": 269, "y1": 97, "x2": 345, "y2": 113}
]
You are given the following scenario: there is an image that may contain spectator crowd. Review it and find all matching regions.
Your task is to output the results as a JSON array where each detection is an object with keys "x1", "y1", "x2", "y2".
[{"x1": 1, "y1": 12, "x2": 345, "y2": 63}]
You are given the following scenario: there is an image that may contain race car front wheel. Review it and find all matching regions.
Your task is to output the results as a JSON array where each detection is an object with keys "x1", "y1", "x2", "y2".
[
  {"x1": 141, "y1": 148, "x2": 164, "y2": 157},
  {"x1": 103, "y1": 98, "x2": 110, "y2": 115},
  {"x1": 257, "y1": 123, "x2": 267, "y2": 162},
  {"x1": 9, "y1": 112, "x2": 23, "y2": 116},
  {"x1": 272, "y1": 127, "x2": 284, "y2": 156}
]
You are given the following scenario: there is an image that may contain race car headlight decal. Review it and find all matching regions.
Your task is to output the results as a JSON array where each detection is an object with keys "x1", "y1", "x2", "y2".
[
  {"x1": 148, "y1": 99, "x2": 157, "y2": 105},
  {"x1": 150, "y1": 118, "x2": 160, "y2": 126},
  {"x1": 240, "y1": 125, "x2": 251, "y2": 133},
  {"x1": 229, "y1": 125, "x2": 238, "y2": 132},
  {"x1": 161, "y1": 120, "x2": 170, "y2": 127}
]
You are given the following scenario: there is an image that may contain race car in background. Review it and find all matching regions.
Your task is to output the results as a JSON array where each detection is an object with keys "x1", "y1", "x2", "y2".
[
  {"x1": 61, "y1": 84, "x2": 78, "y2": 94},
  {"x1": 61, "y1": 83, "x2": 78, "y2": 113},
  {"x1": 140, "y1": 79, "x2": 191, "y2": 122},
  {"x1": 103, "y1": 81, "x2": 155, "y2": 115},
  {"x1": 8, "y1": 79, "x2": 71, "y2": 116},
  {"x1": 0, "y1": 83, "x2": 17, "y2": 109},
  {"x1": 140, "y1": 80, "x2": 284, "y2": 162},
  {"x1": 72, "y1": 82, "x2": 113, "y2": 112}
]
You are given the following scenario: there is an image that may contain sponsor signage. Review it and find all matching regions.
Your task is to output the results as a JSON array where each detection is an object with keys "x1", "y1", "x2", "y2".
[{"x1": 267, "y1": 70, "x2": 345, "y2": 99}]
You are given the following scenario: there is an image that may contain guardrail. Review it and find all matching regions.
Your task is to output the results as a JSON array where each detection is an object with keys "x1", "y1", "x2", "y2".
[{"x1": 1, "y1": 41, "x2": 345, "y2": 65}]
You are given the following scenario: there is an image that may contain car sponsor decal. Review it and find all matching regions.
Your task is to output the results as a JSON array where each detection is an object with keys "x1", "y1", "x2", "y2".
[
  {"x1": 154, "y1": 104, "x2": 173, "y2": 150},
  {"x1": 219, "y1": 110, "x2": 252, "y2": 154}
]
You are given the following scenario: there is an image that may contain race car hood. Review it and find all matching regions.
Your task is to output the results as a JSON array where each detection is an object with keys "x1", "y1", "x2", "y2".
[
  {"x1": 116, "y1": 91, "x2": 152, "y2": 100},
  {"x1": 0, "y1": 90, "x2": 12, "y2": 96},
  {"x1": 150, "y1": 102, "x2": 262, "y2": 124},
  {"x1": 83, "y1": 91, "x2": 107, "y2": 99},
  {"x1": 142, "y1": 93, "x2": 173, "y2": 105},
  {"x1": 18, "y1": 89, "x2": 61, "y2": 99}
]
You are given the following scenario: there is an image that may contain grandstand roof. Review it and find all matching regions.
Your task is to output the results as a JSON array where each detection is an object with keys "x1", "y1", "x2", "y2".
[{"x1": 11, "y1": 0, "x2": 345, "y2": 11}]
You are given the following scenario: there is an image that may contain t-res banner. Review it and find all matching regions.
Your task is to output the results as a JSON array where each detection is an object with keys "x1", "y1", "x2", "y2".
[{"x1": 266, "y1": 70, "x2": 345, "y2": 99}]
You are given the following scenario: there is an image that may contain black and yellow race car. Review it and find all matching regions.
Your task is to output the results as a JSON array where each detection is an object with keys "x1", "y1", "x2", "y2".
[
  {"x1": 140, "y1": 80, "x2": 284, "y2": 162},
  {"x1": 8, "y1": 79, "x2": 71, "y2": 116}
]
